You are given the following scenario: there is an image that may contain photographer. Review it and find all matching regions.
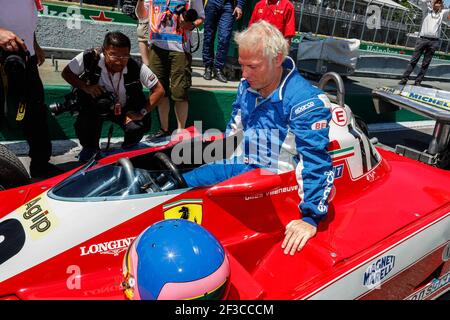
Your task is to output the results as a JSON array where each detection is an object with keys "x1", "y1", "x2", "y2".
[
  {"x1": 61, "y1": 31, "x2": 165, "y2": 162},
  {"x1": 0, "y1": 0, "x2": 61, "y2": 179},
  {"x1": 136, "y1": 0, "x2": 204, "y2": 141}
]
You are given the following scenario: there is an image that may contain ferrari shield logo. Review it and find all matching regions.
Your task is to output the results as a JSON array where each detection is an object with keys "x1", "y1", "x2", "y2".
[{"x1": 163, "y1": 199, "x2": 203, "y2": 225}]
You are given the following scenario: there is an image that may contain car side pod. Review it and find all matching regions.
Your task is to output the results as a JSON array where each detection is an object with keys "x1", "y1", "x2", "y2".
[{"x1": 206, "y1": 169, "x2": 283, "y2": 198}]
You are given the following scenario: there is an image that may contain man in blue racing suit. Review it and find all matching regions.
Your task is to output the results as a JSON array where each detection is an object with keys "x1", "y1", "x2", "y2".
[{"x1": 183, "y1": 21, "x2": 334, "y2": 255}]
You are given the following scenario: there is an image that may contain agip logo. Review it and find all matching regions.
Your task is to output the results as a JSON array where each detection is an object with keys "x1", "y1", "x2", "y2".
[
  {"x1": 18, "y1": 195, "x2": 58, "y2": 240},
  {"x1": 363, "y1": 255, "x2": 396, "y2": 289}
]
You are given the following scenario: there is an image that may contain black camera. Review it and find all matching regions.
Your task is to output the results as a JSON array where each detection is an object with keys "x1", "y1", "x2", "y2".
[
  {"x1": 48, "y1": 91, "x2": 81, "y2": 116},
  {"x1": 0, "y1": 48, "x2": 29, "y2": 84},
  {"x1": 121, "y1": 0, "x2": 138, "y2": 20},
  {"x1": 94, "y1": 91, "x2": 117, "y2": 117},
  {"x1": 49, "y1": 90, "x2": 116, "y2": 117},
  {"x1": 174, "y1": 4, "x2": 198, "y2": 23}
]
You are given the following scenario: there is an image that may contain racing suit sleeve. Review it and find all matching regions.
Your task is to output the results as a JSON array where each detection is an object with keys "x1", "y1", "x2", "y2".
[{"x1": 289, "y1": 94, "x2": 334, "y2": 227}]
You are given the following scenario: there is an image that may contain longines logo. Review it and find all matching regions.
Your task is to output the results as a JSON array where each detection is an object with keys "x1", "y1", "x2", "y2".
[{"x1": 80, "y1": 237, "x2": 136, "y2": 257}]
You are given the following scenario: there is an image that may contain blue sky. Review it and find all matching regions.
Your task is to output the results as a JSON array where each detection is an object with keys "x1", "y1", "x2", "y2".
[{"x1": 446, "y1": 0, "x2": 450, "y2": 7}]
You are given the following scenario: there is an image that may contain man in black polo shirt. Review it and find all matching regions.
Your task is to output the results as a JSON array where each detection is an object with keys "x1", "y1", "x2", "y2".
[{"x1": 399, "y1": 0, "x2": 450, "y2": 86}]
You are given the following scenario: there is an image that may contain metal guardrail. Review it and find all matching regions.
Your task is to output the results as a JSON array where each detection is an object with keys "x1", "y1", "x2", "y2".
[
  {"x1": 300, "y1": 3, "x2": 407, "y2": 31},
  {"x1": 294, "y1": 0, "x2": 450, "y2": 52}
]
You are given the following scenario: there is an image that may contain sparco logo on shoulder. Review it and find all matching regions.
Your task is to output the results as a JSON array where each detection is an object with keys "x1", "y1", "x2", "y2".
[{"x1": 80, "y1": 237, "x2": 136, "y2": 257}]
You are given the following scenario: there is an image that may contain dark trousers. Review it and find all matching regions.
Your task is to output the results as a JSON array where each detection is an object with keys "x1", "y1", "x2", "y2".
[
  {"x1": 1, "y1": 55, "x2": 52, "y2": 164},
  {"x1": 74, "y1": 103, "x2": 151, "y2": 150},
  {"x1": 402, "y1": 37, "x2": 440, "y2": 83},
  {"x1": 202, "y1": 0, "x2": 235, "y2": 70}
]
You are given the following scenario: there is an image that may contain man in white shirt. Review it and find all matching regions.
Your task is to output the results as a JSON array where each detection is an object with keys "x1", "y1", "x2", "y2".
[
  {"x1": 61, "y1": 31, "x2": 165, "y2": 162},
  {"x1": 0, "y1": 0, "x2": 61, "y2": 179},
  {"x1": 400, "y1": 0, "x2": 449, "y2": 86}
]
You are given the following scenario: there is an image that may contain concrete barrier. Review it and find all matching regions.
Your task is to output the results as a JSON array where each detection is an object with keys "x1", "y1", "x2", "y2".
[{"x1": 37, "y1": 16, "x2": 205, "y2": 66}]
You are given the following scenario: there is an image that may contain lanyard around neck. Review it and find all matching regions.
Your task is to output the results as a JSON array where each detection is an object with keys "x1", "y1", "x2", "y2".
[{"x1": 106, "y1": 70, "x2": 123, "y2": 100}]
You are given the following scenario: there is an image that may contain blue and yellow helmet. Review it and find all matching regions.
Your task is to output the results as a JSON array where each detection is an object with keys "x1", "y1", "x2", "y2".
[{"x1": 122, "y1": 219, "x2": 230, "y2": 300}]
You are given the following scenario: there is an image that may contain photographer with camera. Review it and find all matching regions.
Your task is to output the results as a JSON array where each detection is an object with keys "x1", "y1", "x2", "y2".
[
  {"x1": 0, "y1": 0, "x2": 61, "y2": 179},
  {"x1": 61, "y1": 31, "x2": 165, "y2": 162},
  {"x1": 136, "y1": 0, "x2": 204, "y2": 141}
]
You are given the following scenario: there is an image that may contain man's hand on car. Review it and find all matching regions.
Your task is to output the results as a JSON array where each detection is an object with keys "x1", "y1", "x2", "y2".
[{"x1": 282, "y1": 219, "x2": 317, "y2": 255}]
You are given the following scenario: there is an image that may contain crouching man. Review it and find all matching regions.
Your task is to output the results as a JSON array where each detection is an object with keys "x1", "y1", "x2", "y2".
[{"x1": 62, "y1": 31, "x2": 165, "y2": 161}]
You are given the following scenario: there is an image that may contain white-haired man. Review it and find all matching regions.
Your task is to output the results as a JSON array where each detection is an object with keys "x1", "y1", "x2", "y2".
[{"x1": 182, "y1": 20, "x2": 334, "y2": 255}]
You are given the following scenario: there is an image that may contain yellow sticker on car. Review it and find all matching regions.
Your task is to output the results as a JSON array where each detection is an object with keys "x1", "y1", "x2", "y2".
[
  {"x1": 18, "y1": 194, "x2": 58, "y2": 240},
  {"x1": 163, "y1": 199, "x2": 203, "y2": 225}
]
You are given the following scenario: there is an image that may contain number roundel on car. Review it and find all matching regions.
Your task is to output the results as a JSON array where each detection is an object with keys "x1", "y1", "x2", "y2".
[{"x1": 0, "y1": 219, "x2": 26, "y2": 265}]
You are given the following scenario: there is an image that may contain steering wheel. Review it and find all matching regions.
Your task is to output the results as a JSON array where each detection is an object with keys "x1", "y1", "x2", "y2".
[
  {"x1": 117, "y1": 157, "x2": 140, "y2": 195},
  {"x1": 154, "y1": 152, "x2": 187, "y2": 188}
]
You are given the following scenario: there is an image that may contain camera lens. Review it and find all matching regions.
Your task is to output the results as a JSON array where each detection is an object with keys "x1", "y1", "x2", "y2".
[
  {"x1": 4, "y1": 55, "x2": 26, "y2": 74},
  {"x1": 95, "y1": 92, "x2": 115, "y2": 117},
  {"x1": 1, "y1": 54, "x2": 27, "y2": 87},
  {"x1": 48, "y1": 102, "x2": 64, "y2": 116}
]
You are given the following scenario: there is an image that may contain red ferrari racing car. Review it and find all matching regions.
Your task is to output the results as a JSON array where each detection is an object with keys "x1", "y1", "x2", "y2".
[{"x1": 0, "y1": 74, "x2": 449, "y2": 300}]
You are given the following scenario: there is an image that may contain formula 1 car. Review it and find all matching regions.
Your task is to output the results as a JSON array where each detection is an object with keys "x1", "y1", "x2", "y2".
[
  {"x1": 372, "y1": 84, "x2": 450, "y2": 169},
  {"x1": 0, "y1": 74, "x2": 449, "y2": 300}
]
